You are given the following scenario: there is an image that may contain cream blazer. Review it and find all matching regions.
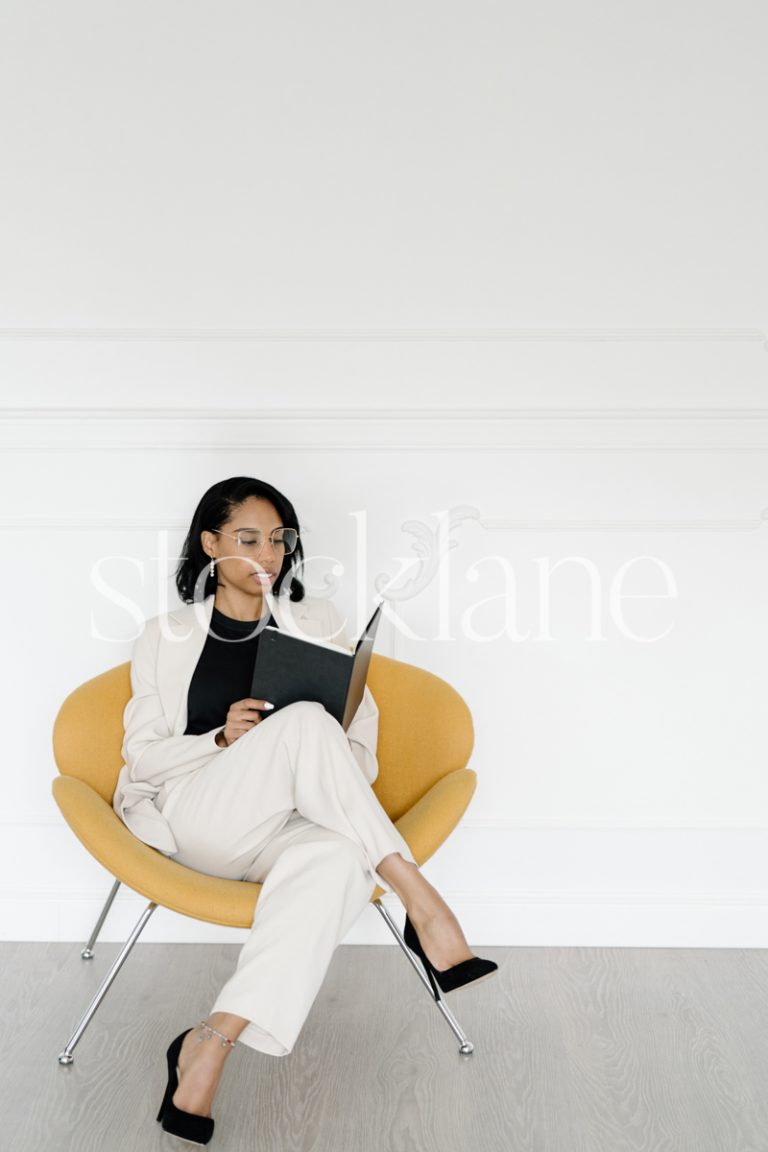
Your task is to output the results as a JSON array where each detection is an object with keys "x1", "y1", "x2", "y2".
[{"x1": 112, "y1": 590, "x2": 379, "y2": 855}]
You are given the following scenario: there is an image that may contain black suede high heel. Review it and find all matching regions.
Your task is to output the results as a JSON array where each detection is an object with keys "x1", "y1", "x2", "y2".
[
  {"x1": 156, "y1": 1029, "x2": 215, "y2": 1146},
  {"x1": 403, "y1": 913, "x2": 498, "y2": 998}
]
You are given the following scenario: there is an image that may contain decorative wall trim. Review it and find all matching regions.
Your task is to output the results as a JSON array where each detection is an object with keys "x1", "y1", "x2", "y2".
[
  {"x1": 8, "y1": 443, "x2": 768, "y2": 453},
  {"x1": 0, "y1": 326, "x2": 765, "y2": 345},
  {"x1": 2, "y1": 406, "x2": 768, "y2": 421},
  {"x1": 2, "y1": 406, "x2": 768, "y2": 450},
  {"x1": 2, "y1": 511, "x2": 767, "y2": 532},
  {"x1": 2, "y1": 884, "x2": 767, "y2": 905},
  {"x1": 479, "y1": 511, "x2": 768, "y2": 532},
  {"x1": 7, "y1": 813, "x2": 768, "y2": 830}
]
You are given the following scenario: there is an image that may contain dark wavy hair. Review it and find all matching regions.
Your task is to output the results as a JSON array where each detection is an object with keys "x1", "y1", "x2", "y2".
[{"x1": 175, "y1": 476, "x2": 306, "y2": 605}]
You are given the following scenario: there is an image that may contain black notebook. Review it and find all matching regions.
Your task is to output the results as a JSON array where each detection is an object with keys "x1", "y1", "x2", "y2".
[{"x1": 250, "y1": 599, "x2": 384, "y2": 731}]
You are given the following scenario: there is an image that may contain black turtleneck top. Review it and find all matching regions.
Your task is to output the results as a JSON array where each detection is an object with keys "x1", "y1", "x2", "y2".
[{"x1": 183, "y1": 606, "x2": 278, "y2": 735}]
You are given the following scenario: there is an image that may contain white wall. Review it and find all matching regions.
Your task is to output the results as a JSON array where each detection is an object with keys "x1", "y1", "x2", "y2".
[{"x1": 1, "y1": 0, "x2": 766, "y2": 946}]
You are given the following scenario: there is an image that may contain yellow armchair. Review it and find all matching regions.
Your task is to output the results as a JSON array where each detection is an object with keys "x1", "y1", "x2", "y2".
[{"x1": 52, "y1": 653, "x2": 479, "y2": 1063}]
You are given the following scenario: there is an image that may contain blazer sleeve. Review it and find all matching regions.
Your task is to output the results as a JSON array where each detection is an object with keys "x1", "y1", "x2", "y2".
[
  {"x1": 324, "y1": 598, "x2": 380, "y2": 786},
  {"x1": 120, "y1": 615, "x2": 224, "y2": 789}
]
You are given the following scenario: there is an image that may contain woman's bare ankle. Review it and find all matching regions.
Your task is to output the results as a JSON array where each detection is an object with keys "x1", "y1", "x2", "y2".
[
  {"x1": 376, "y1": 854, "x2": 448, "y2": 921},
  {"x1": 178, "y1": 1017, "x2": 243, "y2": 1075},
  {"x1": 205, "y1": 1012, "x2": 248, "y2": 1043}
]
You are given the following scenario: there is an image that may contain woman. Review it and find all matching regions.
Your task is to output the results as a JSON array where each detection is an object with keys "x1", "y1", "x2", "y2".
[{"x1": 114, "y1": 476, "x2": 497, "y2": 1145}]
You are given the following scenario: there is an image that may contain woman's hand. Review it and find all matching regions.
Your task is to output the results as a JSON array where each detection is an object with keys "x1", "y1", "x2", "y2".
[{"x1": 216, "y1": 698, "x2": 274, "y2": 747}]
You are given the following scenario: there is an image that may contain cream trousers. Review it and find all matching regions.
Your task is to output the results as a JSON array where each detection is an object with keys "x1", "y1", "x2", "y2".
[{"x1": 156, "y1": 700, "x2": 417, "y2": 1057}]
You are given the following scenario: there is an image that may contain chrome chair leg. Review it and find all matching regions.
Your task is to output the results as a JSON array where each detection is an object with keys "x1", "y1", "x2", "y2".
[
  {"x1": 373, "y1": 898, "x2": 475, "y2": 1056},
  {"x1": 58, "y1": 901, "x2": 157, "y2": 1065},
  {"x1": 81, "y1": 877, "x2": 122, "y2": 959}
]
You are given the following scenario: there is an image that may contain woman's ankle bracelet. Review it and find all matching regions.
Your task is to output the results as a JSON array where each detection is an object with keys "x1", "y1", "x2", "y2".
[{"x1": 195, "y1": 1019, "x2": 237, "y2": 1049}]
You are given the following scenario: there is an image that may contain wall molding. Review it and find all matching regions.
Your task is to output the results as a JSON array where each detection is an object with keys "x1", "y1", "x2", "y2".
[
  {"x1": 3, "y1": 406, "x2": 768, "y2": 421},
  {"x1": 2, "y1": 884, "x2": 768, "y2": 905},
  {"x1": 2, "y1": 406, "x2": 768, "y2": 451},
  {"x1": 0, "y1": 326, "x2": 765, "y2": 345},
  {"x1": 481, "y1": 512, "x2": 768, "y2": 532},
  {"x1": 2, "y1": 404, "x2": 768, "y2": 453},
  {"x1": 7, "y1": 813, "x2": 768, "y2": 830},
  {"x1": 2, "y1": 511, "x2": 767, "y2": 533},
  {"x1": 7, "y1": 444, "x2": 768, "y2": 453}
]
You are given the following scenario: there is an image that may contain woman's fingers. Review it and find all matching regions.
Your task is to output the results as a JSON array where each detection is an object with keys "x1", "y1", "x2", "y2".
[{"x1": 222, "y1": 699, "x2": 276, "y2": 744}]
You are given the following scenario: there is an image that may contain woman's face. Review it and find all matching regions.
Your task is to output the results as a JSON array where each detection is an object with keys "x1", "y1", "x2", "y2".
[{"x1": 201, "y1": 497, "x2": 285, "y2": 596}]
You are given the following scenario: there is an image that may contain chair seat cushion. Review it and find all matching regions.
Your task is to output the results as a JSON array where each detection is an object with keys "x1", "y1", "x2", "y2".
[{"x1": 52, "y1": 769, "x2": 476, "y2": 928}]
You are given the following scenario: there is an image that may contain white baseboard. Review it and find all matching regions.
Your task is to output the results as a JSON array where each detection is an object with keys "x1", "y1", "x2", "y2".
[
  {"x1": 2, "y1": 886, "x2": 768, "y2": 947},
  {"x1": 4, "y1": 824, "x2": 768, "y2": 944}
]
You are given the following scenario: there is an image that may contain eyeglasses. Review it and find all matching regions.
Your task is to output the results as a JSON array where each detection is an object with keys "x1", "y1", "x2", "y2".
[{"x1": 212, "y1": 527, "x2": 299, "y2": 556}]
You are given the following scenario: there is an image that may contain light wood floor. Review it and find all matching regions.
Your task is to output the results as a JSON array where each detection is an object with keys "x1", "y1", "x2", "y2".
[{"x1": 2, "y1": 941, "x2": 768, "y2": 1151}]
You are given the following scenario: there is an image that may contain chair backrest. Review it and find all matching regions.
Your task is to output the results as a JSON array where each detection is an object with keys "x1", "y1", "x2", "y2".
[
  {"x1": 367, "y1": 655, "x2": 474, "y2": 819},
  {"x1": 52, "y1": 654, "x2": 474, "y2": 814},
  {"x1": 52, "y1": 663, "x2": 132, "y2": 803}
]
